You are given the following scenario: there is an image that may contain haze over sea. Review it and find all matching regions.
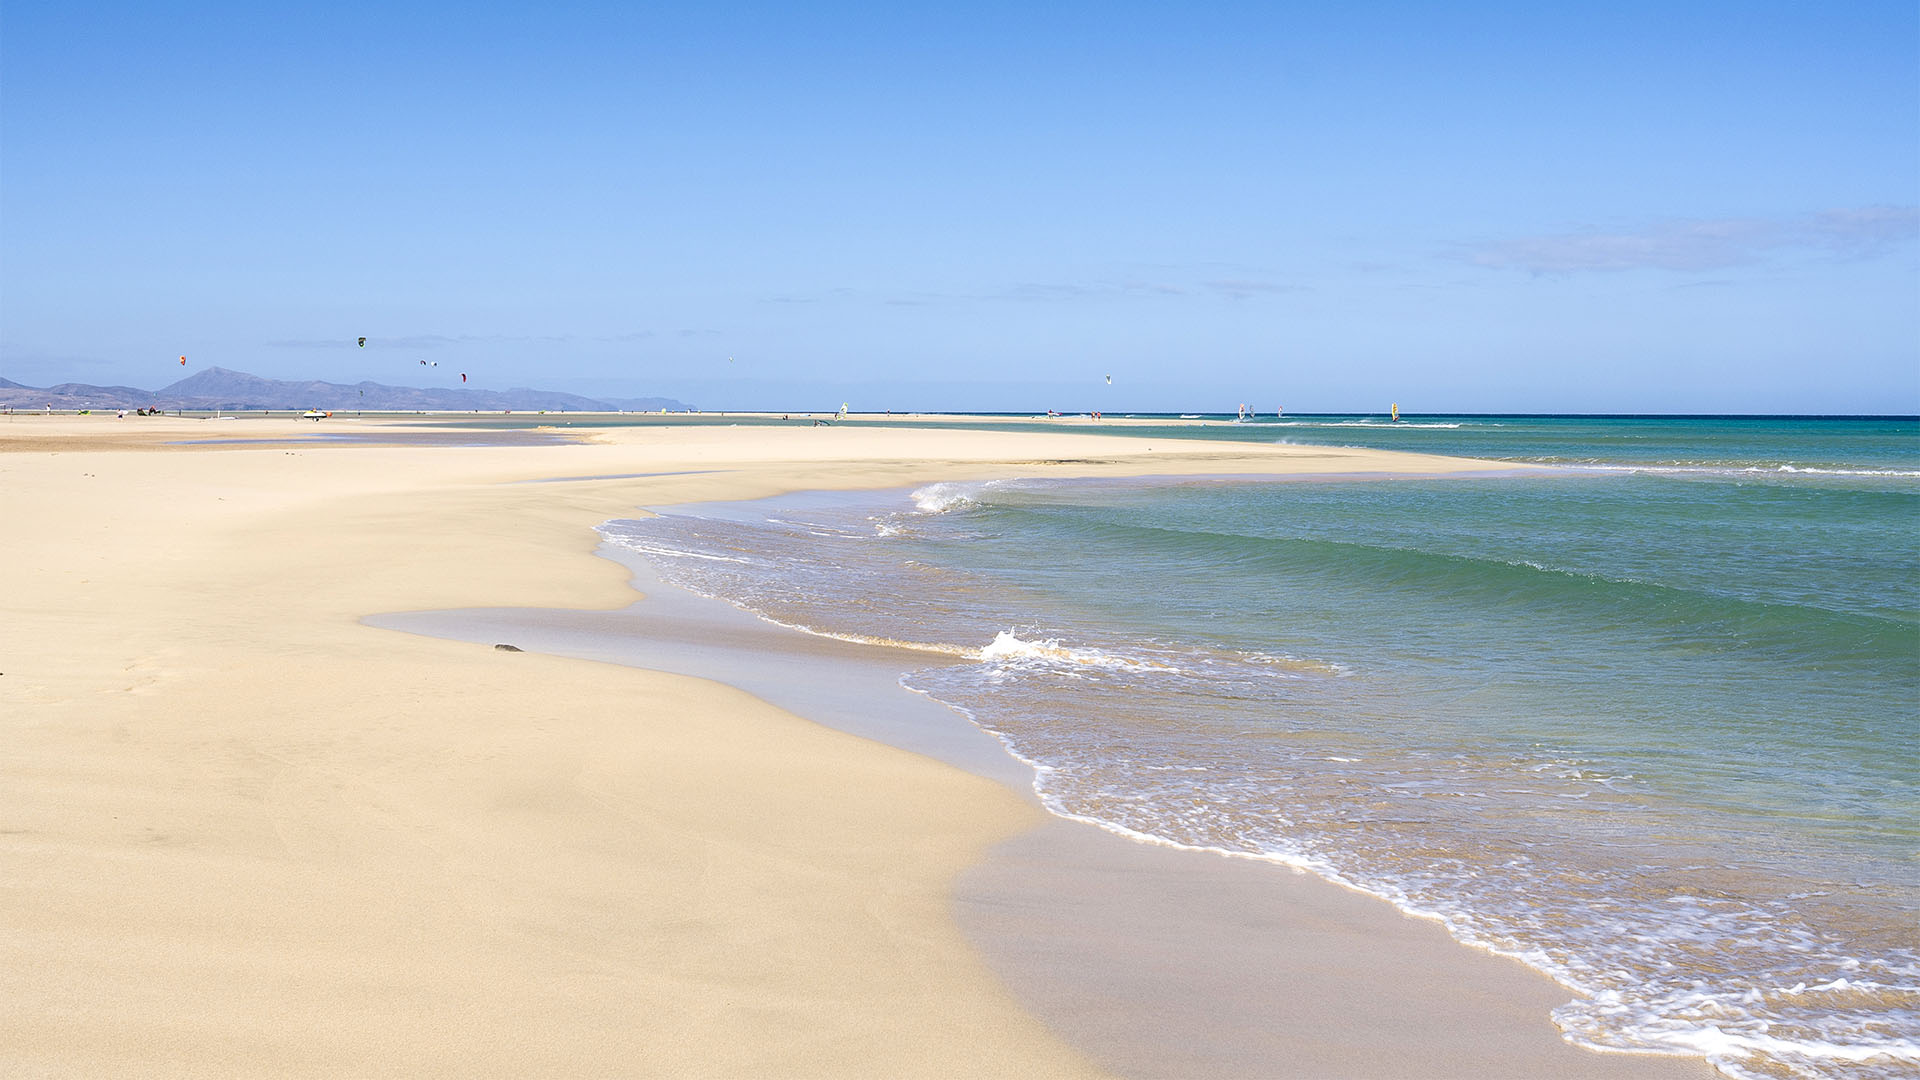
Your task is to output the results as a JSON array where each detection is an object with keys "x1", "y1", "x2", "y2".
[{"x1": 603, "y1": 415, "x2": 1919, "y2": 1080}]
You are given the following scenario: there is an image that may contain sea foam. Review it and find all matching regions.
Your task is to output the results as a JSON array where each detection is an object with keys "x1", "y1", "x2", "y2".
[
  {"x1": 910, "y1": 481, "x2": 988, "y2": 513},
  {"x1": 977, "y1": 629, "x2": 1172, "y2": 673}
]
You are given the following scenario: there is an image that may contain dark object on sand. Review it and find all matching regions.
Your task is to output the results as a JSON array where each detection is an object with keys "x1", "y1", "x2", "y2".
[{"x1": 494, "y1": 643, "x2": 523, "y2": 652}]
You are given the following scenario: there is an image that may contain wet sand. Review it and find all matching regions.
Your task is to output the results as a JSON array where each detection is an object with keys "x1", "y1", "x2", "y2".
[{"x1": 379, "y1": 544, "x2": 1716, "y2": 1080}]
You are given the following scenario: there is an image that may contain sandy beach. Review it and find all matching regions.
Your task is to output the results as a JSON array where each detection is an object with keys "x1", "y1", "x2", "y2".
[{"x1": 1, "y1": 414, "x2": 1717, "y2": 1078}]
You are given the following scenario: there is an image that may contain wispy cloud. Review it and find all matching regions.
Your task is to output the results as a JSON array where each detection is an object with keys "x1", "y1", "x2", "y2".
[
  {"x1": 759, "y1": 286, "x2": 860, "y2": 305},
  {"x1": 1002, "y1": 282, "x2": 1104, "y2": 301},
  {"x1": 1469, "y1": 206, "x2": 1919, "y2": 274},
  {"x1": 1203, "y1": 278, "x2": 1305, "y2": 300},
  {"x1": 0, "y1": 349, "x2": 115, "y2": 369},
  {"x1": 755, "y1": 271, "x2": 1297, "y2": 307},
  {"x1": 268, "y1": 331, "x2": 655, "y2": 349},
  {"x1": 997, "y1": 277, "x2": 1282, "y2": 302},
  {"x1": 1805, "y1": 206, "x2": 1920, "y2": 257}
]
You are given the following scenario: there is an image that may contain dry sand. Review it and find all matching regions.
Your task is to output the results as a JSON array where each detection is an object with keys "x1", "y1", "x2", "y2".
[{"x1": 1, "y1": 414, "x2": 1714, "y2": 1077}]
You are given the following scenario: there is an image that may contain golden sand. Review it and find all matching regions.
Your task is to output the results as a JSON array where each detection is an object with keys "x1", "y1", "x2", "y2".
[{"x1": 1, "y1": 415, "x2": 1709, "y2": 1077}]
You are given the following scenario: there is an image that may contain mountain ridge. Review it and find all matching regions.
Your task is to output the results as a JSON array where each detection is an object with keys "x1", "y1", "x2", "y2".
[{"x1": 0, "y1": 367, "x2": 692, "y2": 412}]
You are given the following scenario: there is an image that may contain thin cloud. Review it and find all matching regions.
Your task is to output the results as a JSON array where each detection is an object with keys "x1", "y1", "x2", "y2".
[
  {"x1": 1470, "y1": 206, "x2": 1919, "y2": 274},
  {"x1": 1806, "y1": 206, "x2": 1920, "y2": 257},
  {"x1": 1, "y1": 349, "x2": 115, "y2": 369},
  {"x1": 758, "y1": 274, "x2": 1286, "y2": 306},
  {"x1": 268, "y1": 331, "x2": 653, "y2": 349},
  {"x1": 759, "y1": 286, "x2": 864, "y2": 305},
  {"x1": 995, "y1": 278, "x2": 1241, "y2": 301},
  {"x1": 1203, "y1": 279, "x2": 1305, "y2": 299},
  {"x1": 1003, "y1": 282, "x2": 1099, "y2": 301}
]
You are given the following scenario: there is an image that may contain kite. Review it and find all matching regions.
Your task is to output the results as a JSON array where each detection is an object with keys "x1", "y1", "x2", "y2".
[
  {"x1": 357, "y1": 337, "x2": 366, "y2": 348},
  {"x1": 179, "y1": 356, "x2": 186, "y2": 366},
  {"x1": 1105, "y1": 374, "x2": 1112, "y2": 384},
  {"x1": 461, "y1": 373, "x2": 467, "y2": 383}
]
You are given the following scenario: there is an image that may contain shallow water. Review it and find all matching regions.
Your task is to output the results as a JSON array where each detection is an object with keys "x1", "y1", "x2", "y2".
[{"x1": 600, "y1": 417, "x2": 1918, "y2": 1080}]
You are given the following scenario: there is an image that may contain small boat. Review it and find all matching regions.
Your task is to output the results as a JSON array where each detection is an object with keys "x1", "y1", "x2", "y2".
[{"x1": 301, "y1": 409, "x2": 331, "y2": 421}]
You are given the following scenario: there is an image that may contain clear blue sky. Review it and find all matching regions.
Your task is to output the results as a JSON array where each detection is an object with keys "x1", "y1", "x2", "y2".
[{"x1": 3, "y1": 1, "x2": 1915, "y2": 412}]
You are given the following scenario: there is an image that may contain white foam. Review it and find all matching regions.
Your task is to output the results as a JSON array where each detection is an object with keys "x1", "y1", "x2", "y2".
[
  {"x1": 977, "y1": 630, "x2": 1173, "y2": 673},
  {"x1": 1774, "y1": 464, "x2": 1920, "y2": 478},
  {"x1": 1245, "y1": 651, "x2": 1353, "y2": 676},
  {"x1": 1555, "y1": 462, "x2": 1920, "y2": 481},
  {"x1": 765, "y1": 516, "x2": 865, "y2": 537},
  {"x1": 910, "y1": 481, "x2": 989, "y2": 513},
  {"x1": 921, "y1": 648, "x2": 1920, "y2": 1080},
  {"x1": 606, "y1": 537, "x2": 750, "y2": 563}
]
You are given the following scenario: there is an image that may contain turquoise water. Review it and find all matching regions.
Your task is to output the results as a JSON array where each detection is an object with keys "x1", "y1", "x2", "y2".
[
  {"x1": 1225, "y1": 413, "x2": 1920, "y2": 475},
  {"x1": 476, "y1": 411, "x2": 1920, "y2": 478},
  {"x1": 602, "y1": 417, "x2": 1919, "y2": 1079}
]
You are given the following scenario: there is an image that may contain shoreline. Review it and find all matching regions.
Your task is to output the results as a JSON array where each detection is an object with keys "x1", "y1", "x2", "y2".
[
  {"x1": 3, "y1": 415, "x2": 1716, "y2": 1076},
  {"x1": 381, "y1": 527, "x2": 1718, "y2": 1079}
]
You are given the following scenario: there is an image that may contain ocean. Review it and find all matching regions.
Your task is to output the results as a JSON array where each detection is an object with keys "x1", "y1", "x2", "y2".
[{"x1": 598, "y1": 415, "x2": 1918, "y2": 1080}]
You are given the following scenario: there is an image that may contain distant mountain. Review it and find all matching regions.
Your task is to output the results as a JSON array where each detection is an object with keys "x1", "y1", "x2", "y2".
[
  {"x1": 0, "y1": 379, "x2": 164, "y2": 408},
  {"x1": 0, "y1": 367, "x2": 693, "y2": 413}
]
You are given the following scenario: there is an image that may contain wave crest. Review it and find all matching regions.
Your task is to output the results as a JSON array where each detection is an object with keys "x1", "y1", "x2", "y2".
[
  {"x1": 910, "y1": 481, "x2": 987, "y2": 513},
  {"x1": 978, "y1": 630, "x2": 1172, "y2": 672}
]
